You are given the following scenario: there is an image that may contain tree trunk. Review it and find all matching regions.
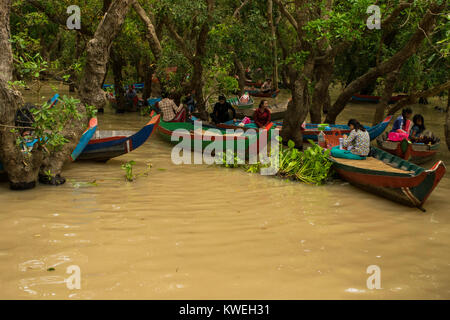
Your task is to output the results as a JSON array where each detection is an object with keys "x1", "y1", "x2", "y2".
[
  {"x1": 280, "y1": 55, "x2": 315, "y2": 148},
  {"x1": 372, "y1": 71, "x2": 398, "y2": 125},
  {"x1": 192, "y1": 56, "x2": 208, "y2": 119},
  {"x1": 445, "y1": 90, "x2": 450, "y2": 151},
  {"x1": 280, "y1": 81, "x2": 309, "y2": 148},
  {"x1": 110, "y1": 47, "x2": 127, "y2": 112},
  {"x1": 79, "y1": 0, "x2": 133, "y2": 110},
  {"x1": 0, "y1": 0, "x2": 42, "y2": 189},
  {"x1": 234, "y1": 56, "x2": 246, "y2": 96},
  {"x1": 267, "y1": 0, "x2": 278, "y2": 91},
  {"x1": 310, "y1": 60, "x2": 334, "y2": 124},
  {"x1": 142, "y1": 60, "x2": 155, "y2": 101}
]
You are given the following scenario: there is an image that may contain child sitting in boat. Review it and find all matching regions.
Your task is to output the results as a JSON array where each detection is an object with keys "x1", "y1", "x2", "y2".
[
  {"x1": 410, "y1": 114, "x2": 425, "y2": 140},
  {"x1": 388, "y1": 108, "x2": 412, "y2": 142},
  {"x1": 331, "y1": 119, "x2": 370, "y2": 160}
]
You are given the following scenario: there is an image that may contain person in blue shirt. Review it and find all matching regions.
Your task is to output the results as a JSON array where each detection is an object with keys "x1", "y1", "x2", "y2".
[{"x1": 391, "y1": 107, "x2": 413, "y2": 133}]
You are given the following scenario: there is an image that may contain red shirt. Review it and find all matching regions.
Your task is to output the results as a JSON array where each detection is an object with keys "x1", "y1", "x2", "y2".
[{"x1": 253, "y1": 108, "x2": 271, "y2": 128}]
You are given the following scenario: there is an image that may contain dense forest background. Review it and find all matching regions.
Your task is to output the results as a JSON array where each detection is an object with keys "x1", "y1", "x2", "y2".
[{"x1": 0, "y1": 0, "x2": 448, "y2": 189}]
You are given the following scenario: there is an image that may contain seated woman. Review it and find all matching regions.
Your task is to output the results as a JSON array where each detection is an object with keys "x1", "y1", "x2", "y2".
[
  {"x1": 331, "y1": 119, "x2": 370, "y2": 160},
  {"x1": 159, "y1": 91, "x2": 186, "y2": 123},
  {"x1": 409, "y1": 114, "x2": 425, "y2": 141},
  {"x1": 253, "y1": 100, "x2": 271, "y2": 128},
  {"x1": 388, "y1": 107, "x2": 412, "y2": 142}
]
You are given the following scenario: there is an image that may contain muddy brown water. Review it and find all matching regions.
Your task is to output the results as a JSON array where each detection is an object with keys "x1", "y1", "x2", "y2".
[{"x1": 0, "y1": 82, "x2": 449, "y2": 299}]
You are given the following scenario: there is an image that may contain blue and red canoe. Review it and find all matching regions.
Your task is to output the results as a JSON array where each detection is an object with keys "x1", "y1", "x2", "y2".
[{"x1": 77, "y1": 112, "x2": 161, "y2": 162}]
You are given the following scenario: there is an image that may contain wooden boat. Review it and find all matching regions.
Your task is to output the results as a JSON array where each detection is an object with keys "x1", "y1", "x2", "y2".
[
  {"x1": 213, "y1": 116, "x2": 393, "y2": 142},
  {"x1": 245, "y1": 80, "x2": 262, "y2": 88},
  {"x1": 376, "y1": 135, "x2": 440, "y2": 165},
  {"x1": 329, "y1": 147, "x2": 445, "y2": 210},
  {"x1": 351, "y1": 93, "x2": 408, "y2": 104},
  {"x1": 248, "y1": 89, "x2": 280, "y2": 98},
  {"x1": 70, "y1": 118, "x2": 99, "y2": 161},
  {"x1": 77, "y1": 113, "x2": 160, "y2": 162},
  {"x1": 227, "y1": 96, "x2": 254, "y2": 110},
  {"x1": 147, "y1": 97, "x2": 162, "y2": 107},
  {"x1": 157, "y1": 119, "x2": 275, "y2": 154}
]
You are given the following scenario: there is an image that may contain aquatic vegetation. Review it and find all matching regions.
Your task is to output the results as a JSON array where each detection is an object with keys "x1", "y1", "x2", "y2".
[
  {"x1": 279, "y1": 140, "x2": 333, "y2": 185},
  {"x1": 216, "y1": 140, "x2": 333, "y2": 185},
  {"x1": 121, "y1": 161, "x2": 153, "y2": 182}
]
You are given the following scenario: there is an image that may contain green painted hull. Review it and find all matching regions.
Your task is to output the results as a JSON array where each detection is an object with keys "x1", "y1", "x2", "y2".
[{"x1": 157, "y1": 120, "x2": 276, "y2": 155}]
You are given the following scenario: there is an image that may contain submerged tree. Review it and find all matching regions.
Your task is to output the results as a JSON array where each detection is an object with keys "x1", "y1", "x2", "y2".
[{"x1": 0, "y1": 0, "x2": 134, "y2": 189}]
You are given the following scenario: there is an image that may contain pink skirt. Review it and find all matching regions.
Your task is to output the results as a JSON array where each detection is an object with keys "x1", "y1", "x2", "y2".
[{"x1": 388, "y1": 131, "x2": 409, "y2": 142}]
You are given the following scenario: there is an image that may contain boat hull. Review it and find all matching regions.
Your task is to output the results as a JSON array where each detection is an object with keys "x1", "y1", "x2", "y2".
[
  {"x1": 214, "y1": 116, "x2": 392, "y2": 142},
  {"x1": 331, "y1": 147, "x2": 446, "y2": 209},
  {"x1": 157, "y1": 120, "x2": 273, "y2": 155},
  {"x1": 377, "y1": 138, "x2": 439, "y2": 165},
  {"x1": 77, "y1": 114, "x2": 160, "y2": 162}
]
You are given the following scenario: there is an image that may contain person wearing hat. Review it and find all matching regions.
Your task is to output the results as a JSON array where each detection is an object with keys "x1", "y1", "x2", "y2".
[{"x1": 211, "y1": 95, "x2": 236, "y2": 124}]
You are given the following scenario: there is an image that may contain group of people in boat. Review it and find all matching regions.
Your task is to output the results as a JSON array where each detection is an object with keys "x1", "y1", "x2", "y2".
[
  {"x1": 333, "y1": 108, "x2": 434, "y2": 160},
  {"x1": 157, "y1": 92, "x2": 273, "y2": 129},
  {"x1": 388, "y1": 107, "x2": 432, "y2": 143}
]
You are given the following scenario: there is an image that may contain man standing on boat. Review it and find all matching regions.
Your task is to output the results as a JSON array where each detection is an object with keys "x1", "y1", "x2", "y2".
[
  {"x1": 159, "y1": 91, "x2": 186, "y2": 122},
  {"x1": 210, "y1": 95, "x2": 236, "y2": 124}
]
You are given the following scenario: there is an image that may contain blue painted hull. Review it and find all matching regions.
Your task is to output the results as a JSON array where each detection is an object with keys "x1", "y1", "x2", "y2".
[{"x1": 77, "y1": 114, "x2": 161, "y2": 161}]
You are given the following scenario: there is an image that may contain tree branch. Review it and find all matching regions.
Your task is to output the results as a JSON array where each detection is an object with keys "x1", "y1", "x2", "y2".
[
  {"x1": 132, "y1": 0, "x2": 162, "y2": 61},
  {"x1": 388, "y1": 80, "x2": 450, "y2": 115},
  {"x1": 233, "y1": 0, "x2": 251, "y2": 19},
  {"x1": 27, "y1": 0, "x2": 94, "y2": 37},
  {"x1": 273, "y1": 0, "x2": 298, "y2": 31}
]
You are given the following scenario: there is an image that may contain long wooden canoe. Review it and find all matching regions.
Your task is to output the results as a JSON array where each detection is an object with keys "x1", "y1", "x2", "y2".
[
  {"x1": 330, "y1": 147, "x2": 445, "y2": 210},
  {"x1": 157, "y1": 119, "x2": 276, "y2": 155},
  {"x1": 77, "y1": 113, "x2": 160, "y2": 162},
  {"x1": 376, "y1": 136, "x2": 440, "y2": 165},
  {"x1": 213, "y1": 115, "x2": 392, "y2": 142}
]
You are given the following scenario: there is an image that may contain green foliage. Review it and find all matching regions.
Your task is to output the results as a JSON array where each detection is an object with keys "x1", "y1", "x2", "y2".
[
  {"x1": 121, "y1": 161, "x2": 153, "y2": 182},
  {"x1": 215, "y1": 139, "x2": 333, "y2": 185},
  {"x1": 122, "y1": 160, "x2": 136, "y2": 182}
]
